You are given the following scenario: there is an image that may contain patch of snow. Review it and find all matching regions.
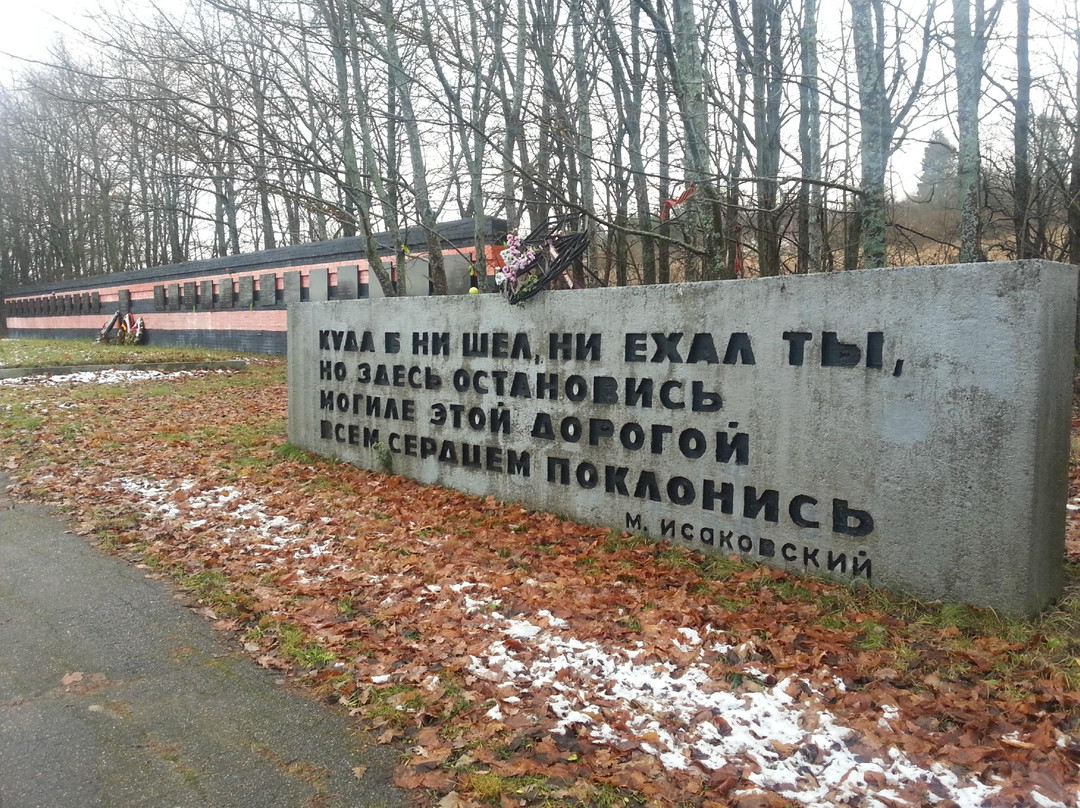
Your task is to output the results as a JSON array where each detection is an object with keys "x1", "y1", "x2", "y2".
[
  {"x1": 0, "y1": 368, "x2": 229, "y2": 387},
  {"x1": 674, "y1": 626, "x2": 702, "y2": 650},
  {"x1": 114, "y1": 476, "x2": 330, "y2": 556},
  {"x1": 463, "y1": 594, "x2": 493, "y2": 612},
  {"x1": 467, "y1": 607, "x2": 1011, "y2": 808},
  {"x1": 502, "y1": 619, "x2": 543, "y2": 640},
  {"x1": 1029, "y1": 790, "x2": 1071, "y2": 808},
  {"x1": 294, "y1": 539, "x2": 334, "y2": 559},
  {"x1": 536, "y1": 610, "x2": 567, "y2": 628}
]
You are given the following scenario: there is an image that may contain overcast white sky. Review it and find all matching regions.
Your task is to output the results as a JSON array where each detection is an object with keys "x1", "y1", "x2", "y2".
[
  {"x1": 0, "y1": 0, "x2": 77, "y2": 59},
  {"x1": 0, "y1": 0, "x2": 99, "y2": 76}
]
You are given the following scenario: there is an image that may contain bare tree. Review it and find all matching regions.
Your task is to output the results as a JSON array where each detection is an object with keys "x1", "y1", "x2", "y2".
[
  {"x1": 1013, "y1": 0, "x2": 1032, "y2": 259},
  {"x1": 952, "y1": 0, "x2": 1001, "y2": 262},
  {"x1": 798, "y1": 0, "x2": 823, "y2": 273},
  {"x1": 848, "y1": 0, "x2": 938, "y2": 268},
  {"x1": 634, "y1": 0, "x2": 726, "y2": 280},
  {"x1": 730, "y1": 0, "x2": 787, "y2": 277}
]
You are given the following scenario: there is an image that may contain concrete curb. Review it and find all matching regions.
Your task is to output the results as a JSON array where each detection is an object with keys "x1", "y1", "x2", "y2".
[{"x1": 0, "y1": 360, "x2": 247, "y2": 380}]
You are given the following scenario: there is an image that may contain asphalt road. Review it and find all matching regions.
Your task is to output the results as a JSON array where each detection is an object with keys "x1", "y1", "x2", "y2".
[{"x1": 0, "y1": 474, "x2": 408, "y2": 808}]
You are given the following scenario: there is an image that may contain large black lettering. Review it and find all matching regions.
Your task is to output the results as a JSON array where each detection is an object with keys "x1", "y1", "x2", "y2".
[
  {"x1": 701, "y1": 480, "x2": 734, "y2": 514},
  {"x1": 633, "y1": 471, "x2": 662, "y2": 501},
  {"x1": 651, "y1": 332, "x2": 683, "y2": 362},
  {"x1": 743, "y1": 487, "x2": 780, "y2": 523},
  {"x1": 822, "y1": 332, "x2": 860, "y2": 367},
  {"x1": 832, "y1": 499, "x2": 874, "y2": 537},
  {"x1": 783, "y1": 331, "x2": 812, "y2": 366},
  {"x1": 789, "y1": 495, "x2": 820, "y2": 529},
  {"x1": 723, "y1": 333, "x2": 755, "y2": 365},
  {"x1": 686, "y1": 333, "x2": 719, "y2": 364}
]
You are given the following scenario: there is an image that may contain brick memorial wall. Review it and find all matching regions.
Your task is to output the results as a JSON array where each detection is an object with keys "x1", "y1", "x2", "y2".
[{"x1": 288, "y1": 261, "x2": 1077, "y2": 615}]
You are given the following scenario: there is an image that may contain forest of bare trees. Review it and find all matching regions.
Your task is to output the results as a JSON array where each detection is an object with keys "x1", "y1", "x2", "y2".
[{"x1": 0, "y1": 0, "x2": 1077, "y2": 294}]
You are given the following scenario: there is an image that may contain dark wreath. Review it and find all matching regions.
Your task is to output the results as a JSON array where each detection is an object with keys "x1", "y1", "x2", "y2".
[{"x1": 497, "y1": 213, "x2": 595, "y2": 305}]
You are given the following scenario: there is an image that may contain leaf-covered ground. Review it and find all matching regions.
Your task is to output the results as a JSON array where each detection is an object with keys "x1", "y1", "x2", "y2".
[{"x1": 1, "y1": 344, "x2": 1078, "y2": 808}]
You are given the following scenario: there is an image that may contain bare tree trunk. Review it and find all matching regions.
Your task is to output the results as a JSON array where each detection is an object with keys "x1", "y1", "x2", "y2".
[
  {"x1": 954, "y1": 0, "x2": 980, "y2": 262},
  {"x1": 168, "y1": 171, "x2": 184, "y2": 263},
  {"x1": 342, "y1": 0, "x2": 397, "y2": 296},
  {"x1": 628, "y1": 2, "x2": 656, "y2": 285},
  {"x1": 954, "y1": 0, "x2": 999, "y2": 263},
  {"x1": 635, "y1": 0, "x2": 723, "y2": 280},
  {"x1": 841, "y1": 38, "x2": 859, "y2": 272},
  {"x1": 418, "y1": 0, "x2": 495, "y2": 287},
  {"x1": 251, "y1": 67, "x2": 276, "y2": 251},
  {"x1": 614, "y1": 147, "x2": 629, "y2": 285},
  {"x1": 657, "y1": 62, "x2": 672, "y2": 284},
  {"x1": 133, "y1": 127, "x2": 153, "y2": 268},
  {"x1": 798, "y1": 0, "x2": 822, "y2": 273},
  {"x1": 599, "y1": 0, "x2": 656, "y2": 284},
  {"x1": 346, "y1": 1, "x2": 398, "y2": 250},
  {"x1": 727, "y1": 73, "x2": 747, "y2": 277},
  {"x1": 849, "y1": 0, "x2": 936, "y2": 268},
  {"x1": 1070, "y1": 28, "x2": 1080, "y2": 266},
  {"x1": 569, "y1": 0, "x2": 596, "y2": 285},
  {"x1": 486, "y1": 0, "x2": 518, "y2": 231},
  {"x1": 222, "y1": 84, "x2": 240, "y2": 255},
  {"x1": 214, "y1": 174, "x2": 227, "y2": 257},
  {"x1": 747, "y1": 0, "x2": 784, "y2": 277},
  {"x1": 298, "y1": 0, "x2": 328, "y2": 242},
  {"x1": 1013, "y1": 0, "x2": 1032, "y2": 259},
  {"x1": 381, "y1": 0, "x2": 446, "y2": 293},
  {"x1": 849, "y1": 0, "x2": 889, "y2": 269},
  {"x1": 322, "y1": 0, "x2": 362, "y2": 237}
]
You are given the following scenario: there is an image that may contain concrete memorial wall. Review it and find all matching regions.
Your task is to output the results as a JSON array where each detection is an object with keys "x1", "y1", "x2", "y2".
[{"x1": 288, "y1": 261, "x2": 1077, "y2": 615}]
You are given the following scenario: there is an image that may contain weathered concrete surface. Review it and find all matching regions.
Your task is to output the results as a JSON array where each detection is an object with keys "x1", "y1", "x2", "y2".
[
  {"x1": 219, "y1": 277, "x2": 235, "y2": 308},
  {"x1": 337, "y1": 266, "x2": 360, "y2": 301},
  {"x1": 285, "y1": 271, "x2": 302, "y2": 304},
  {"x1": 288, "y1": 261, "x2": 1077, "y2": 615},
  {"x1": 238, "y1": 276, "x2": 254, "y2": 308},
  {"x1": 0, "y1": 477, "x2": 407, "y2": 808}
]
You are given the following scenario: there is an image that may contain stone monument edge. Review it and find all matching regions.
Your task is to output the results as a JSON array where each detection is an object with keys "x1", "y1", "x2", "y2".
[{"x1": 285, "y1": 261, "x2": 1080, "y2": 616}]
